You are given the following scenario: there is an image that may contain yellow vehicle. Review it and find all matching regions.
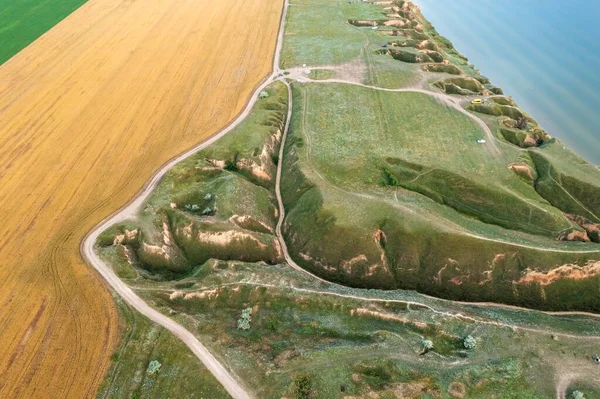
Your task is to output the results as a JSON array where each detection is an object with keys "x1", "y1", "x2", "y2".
[{"x1": 471, "y1": 98, "x2": 483, "y2": 104}]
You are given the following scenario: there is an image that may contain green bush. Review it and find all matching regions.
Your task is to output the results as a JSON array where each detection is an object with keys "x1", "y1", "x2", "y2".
[
  {"x1": 463, "y1": 335, "x2": 477, "y2": 349},
  {"x1": 295, "y1": 375, "x2": 313, "y2": 399},
  {"x1": 237, "y1": 307, "x2": 253, "y2": 330},
  {"x1": 147, "y1": 360, "x2": 162, "y2": 375}
]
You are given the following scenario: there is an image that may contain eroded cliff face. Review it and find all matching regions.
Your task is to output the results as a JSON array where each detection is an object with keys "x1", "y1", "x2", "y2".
[
  {"x1": 517, "y1": 261, "x2": 600, "y2": 286},
  {"x1": 565, "y1": 214, "x2": 600, "y2": 243}
]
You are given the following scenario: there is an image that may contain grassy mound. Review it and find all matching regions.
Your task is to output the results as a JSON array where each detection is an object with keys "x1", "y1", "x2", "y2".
[
  {"x1": 393, "y1": 28, "x2": 429, "y2": 40},
  {"x1": 490, "y1": 96, "x2": 516, "y2": 106},
  {"x1": 500, "y1": 127, "x2": 547, "y2": 148},
  {"x1": 388, "y1": 48, "x2": 443, "y2": 63},
  {"x1": 389, "y1": 39, "x2": 439, "y2": 52},
  {"x1": 468, "y1": 103, "x2": 524, "y2": 119},
  {"x1": 382, "y1": 157, "x2": 567, "y2": 236},
  {"x1": 530, "y1": 151, "x2": 600, "y2": 223}
]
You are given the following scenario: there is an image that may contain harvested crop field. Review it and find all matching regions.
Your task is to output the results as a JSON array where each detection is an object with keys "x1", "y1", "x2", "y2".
[{"x1": 0, "y1": 0, "x2": 283, "y2": 396}]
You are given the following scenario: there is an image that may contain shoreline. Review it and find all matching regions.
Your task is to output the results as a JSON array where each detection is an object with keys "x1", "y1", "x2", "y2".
[{"x1": 412, "y1": 0, "x2": 600, "y2": 166}]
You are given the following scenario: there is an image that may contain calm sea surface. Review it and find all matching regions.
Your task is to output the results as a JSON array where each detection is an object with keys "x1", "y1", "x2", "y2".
[{"x1": 413, "y1": 0, "x2": 600, "y2": 164}]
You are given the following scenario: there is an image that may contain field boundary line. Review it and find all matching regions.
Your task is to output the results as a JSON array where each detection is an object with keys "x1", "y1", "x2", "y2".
[{"x1": 81, "y1": 0, "x2": 290, "y2": 397}]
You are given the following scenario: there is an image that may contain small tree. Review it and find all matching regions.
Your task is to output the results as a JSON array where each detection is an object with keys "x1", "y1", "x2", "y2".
[
  {"x1": 420, "y1": 339, "x2": 434, "y2": 355},
  {"x1": 463, "y1": 335, "x2": 477, "y2": 349},
  {"x1": 147, "y1": 360, "x2": 162, "y2": 375},
  {"x1": 295, "y1": 375, "x2": 312, "y2": 399},
  {"x1": 571, "y1": 391, "x2": 585, "y2": 399},
  {"x1": 237, "y1": 307, "x2": 252, "y2": 330},
  {"x1": 259, "y1": 90, "x2": 269, "y2": 99}
]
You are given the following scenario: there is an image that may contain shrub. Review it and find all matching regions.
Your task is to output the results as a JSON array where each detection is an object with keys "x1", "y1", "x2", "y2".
[
  {"x1": 421, "y1": 339, "x2": 434, "y2": 351},
  {"x1": 268, "y1": 319, "x2": 278, "y2": 331},
  {"x1": 237, "y1": 307, "x2": 252, "y2": 330},
  {"x1": 225, "y1": 159, "x2": 238, "y2": 172},
  {"x1": 295, "y1": 375, "x2": 313, "y2": 399},
  {"x1": 463, "y1": 335, "x2": 477, "y2": 349},
  {"x1": 184, "y1": 204, "x2": 200, "y2": 212},
  {"x1": 147, "y1": 360, "x2": 161, "y2": 375},
  {"x1": 571, "y1": 391, "x2": 585, "y2": 399},
  {"x1": 381, "y1": 167, "x2": 398, "y2": 186}
]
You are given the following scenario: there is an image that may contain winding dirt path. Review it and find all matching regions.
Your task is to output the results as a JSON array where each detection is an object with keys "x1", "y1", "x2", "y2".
[{"x1": 274, "y1": 82, "x2": 333, "y2": 285}]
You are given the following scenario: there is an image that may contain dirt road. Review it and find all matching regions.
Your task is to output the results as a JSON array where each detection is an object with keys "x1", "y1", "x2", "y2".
[{"x1": 81, "y1": 1, "x2": 291, "y2": 397}]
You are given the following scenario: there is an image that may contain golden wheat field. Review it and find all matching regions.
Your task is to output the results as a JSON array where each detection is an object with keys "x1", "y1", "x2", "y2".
[{"x1": 0, "y1": 0, "x2": 283, "y2": 396}]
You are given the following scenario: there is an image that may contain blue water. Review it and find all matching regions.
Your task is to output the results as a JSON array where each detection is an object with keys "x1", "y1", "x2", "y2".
[{"x1": 413, "y1": 0, "x2": 600, "y2": 164}]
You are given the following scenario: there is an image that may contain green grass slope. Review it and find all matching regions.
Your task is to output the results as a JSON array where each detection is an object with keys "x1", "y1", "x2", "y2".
[
  {"x1": 97, "y1": 297, "x2": 230, "y2": 399},
  {"x1": 105, "y1": 260, "x2": 600, "y2": 398},
  {"x1": 0, "y1": 0, "x2": 87, "y2": 65},
  {"x1": 280, "y1": 82, "x2": 600, "y2": 311}
]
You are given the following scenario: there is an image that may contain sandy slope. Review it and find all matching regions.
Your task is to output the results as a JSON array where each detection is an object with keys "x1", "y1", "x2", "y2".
[{"x1": 0, "y1": 0, "x2": 283, "y2": 396}]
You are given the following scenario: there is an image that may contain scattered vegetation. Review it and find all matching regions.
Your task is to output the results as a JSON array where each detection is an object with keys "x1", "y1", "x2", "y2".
[
  {"x1": 280, "y1": 82, "x2": 599, "y2": 311},
  {"x1": 420, "y1": 339, "x2": 434, "y2": 354},
  {"x1": 97, "y1": 298, "x2": 229, "y2": 399},
  {"x1": 100, "y1": 260, "x2": 600, "y2": 399}
]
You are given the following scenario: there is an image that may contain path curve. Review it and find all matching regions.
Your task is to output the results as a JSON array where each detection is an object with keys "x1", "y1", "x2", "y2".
[
  {"x1": 286, "y1": 69, "x2": 501, "y2": 156},
  {"x1": 285, "y1": 71, "x2": 600, "y2": 254},
  {"x1": 274, "y1": 81, "x2": 333, "y2": 285},
  {"x1": 81, "y1": 0, "x2": 290, "y2": 397},
  {"x1": 81, "y1": 80, "x2": 278, "y2": 399},
  {"x1": 272, "y1": 75, "x2": 600, "y2": 314}
]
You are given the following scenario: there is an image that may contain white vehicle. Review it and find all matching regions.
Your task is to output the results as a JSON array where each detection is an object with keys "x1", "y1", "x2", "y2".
[{"x1": 477, "y1": 139, "x2": 487, "y2": 144}]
